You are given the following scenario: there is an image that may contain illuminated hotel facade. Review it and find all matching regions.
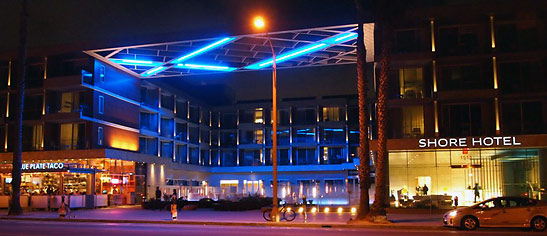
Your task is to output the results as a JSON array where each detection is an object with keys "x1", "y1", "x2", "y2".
[{"x1": 0, "y1": 1, "x2": 546, "y2": 209}]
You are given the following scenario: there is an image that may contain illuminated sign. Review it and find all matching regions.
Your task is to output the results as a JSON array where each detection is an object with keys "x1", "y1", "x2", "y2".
[
  {"x1": 21, "y1": 163, "x2": 66, "y2": 172},
  {"x1": 419, "y1": 136, "x2": 521, "y2": 148}
]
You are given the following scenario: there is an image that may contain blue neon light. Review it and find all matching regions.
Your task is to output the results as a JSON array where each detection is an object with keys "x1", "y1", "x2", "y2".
[
  {"x1": 171, "y1": 37, "x2": 236, "y2": 64},
  {"x1": 324, "y1": 128, "x2": 344, "y2": 132},
  {"x1": 174, "y1": 63, "x2": 237, "y2": 72},
  {"x1": 141, "y1": 66, "x2": 168, "y2": 77},
  {"x1": 245, "y1": 32, "x2": 357, "y2": 70},
  {"x1": 110, "y1": 59, "x2": 163, "y2": 67}
]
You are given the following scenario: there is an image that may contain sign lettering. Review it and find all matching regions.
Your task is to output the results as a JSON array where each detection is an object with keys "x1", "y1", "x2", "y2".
[{"x1": 418, "y1": 137, "x2": 521, "y2": 148}]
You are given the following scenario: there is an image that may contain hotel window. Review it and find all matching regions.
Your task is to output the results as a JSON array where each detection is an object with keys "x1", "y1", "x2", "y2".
[
  {"x1": 321, "y1": 107, "x2": 342, "y2": 122},
  {"x1": 266, "y1": 129, "x2": 290, "y2": 146},
  {"x1": 140, "y1": 87, "x2": 159, "y2": 108},
  {"x1": 501, "y1": 101, "x2": 543, "y2": 135},
  {"x1": 59, "y1": 123, "x2": 85, "y2": 150},
  {"x1": 175, "y1": 145, "x2": 187, "y2": 163},
  {"x1": 175, "y1": 123, "x2": 187, "y2": 141},
  {"x1": 27, "y1": 62, "x2": 44, "y2": 88},
  {"x1": 175, "y1": 100, "x2": 187, "y2": 119},
  {"x1": 441, "y1": 104, "x2": 482, "y2": 137},
  {"x1": 189, "y1": 147, "x2": 199, "y2": 165},
  {"x1": 292, "y1": 128, "x2": 316, "y2": 144},
  {"x1": 496, "y1": 22, "x2": 538, "y2": 52},
  {"x1": 398, "y1": 68, "x2": 424, "y2": 99},
  {"x1": 297, "y1": 180, "x2": 320, "y2": 199},
  {"x1": 241, "y1": 129, "x2": 264, "y2": 144},
  {"x1": 221, "y1": 150, "x2": 237, "y2": 167},
  {"x1": 265, "y1": 148, "x2": 290, "y2": 166},
  {"x1": 221, "y1": 113, "x2": 237, "y2": 129},
  {"x1": 99, "y1": 65, "x2": 105, "y2": 83},
  {"x1": 0, "y1": 62, "x2": 8, "y2": 90},
  {"x1": 189, "y1": 126, "x2": 199, "y2": 144},
  {"x1": 387, "y1": 106, "x2": 424, "y2": 139},
  {"x1": 201, "y1": 110, "x2": 210, "y2": 125},
  {"x1": 439, "y1": 65, "x2": 490, "y2": 91},
  {"x1": 347, "y1": 106, "x2": 358, "y2": 125},
  {"x1": 189, "y1": 106, "x2": 199, "y2": 123},
  {"x1": 293, "y1": 148, "x2": 317, "y2": 165},
  {"x1": 98, "y1": 95, "x2": 104, "y2": 114},
  {"x1": 438, "y1": 26, "x2": 481, "y2": 56},
  {"x1": 395, "y1": 29, "x2": 423, "y2": 53},
  {"x1": 220, "y1": 130, "x2": 236, "y2": 147},
  {"x1": 23, "y1": 94, "x2": 43, "y2": 120},
  {"x1": 254, "y1": 108, "x2": 264, "y2": 123},
  {"x1": 239, "y1": 149, "x2": 262, "y2": 166},
  {"x1": 498, "y1": 61, "x2": 543, "y2": 94},
  {"x1": 320, "y1": 127, "x2": 345, "y2": 144},
  {"x1": 200, "y1": 129, "x2": 210, "y2": 144},
  {"x1": 320, "y1": 147, "x2": 344, "y2": 164},
  {"x1": 292, "y1": 107, "x2": 316, "y2": 125},
  {"x1": 97, "y1": 127, "x2": 103, "y2": 145},
  {"x1": 200, "y1": 149, "x2": 210, "y2": 166},
  {"x1": 324, "y1": 179, "x2": 346, "y2": 196},
  {"x1": 267, "y1": 108, "x2": 290, "y2": 125},
  {"x1": 161, "y1": 94, "x2": 174, "y2": 110},
  {"x1": 210, "y1": 150, "x2": 219, "y2": 166},
  {"x1": 139, "y1": 137, "x2": 157, "y2": 155},
  {"x1": 140, "y1": 112, "x2": 158, "y2": 132},
  {"x1": 160, "y1": 118, "x2": 174, "y2": 138},
  {"x1": 160, "y1": 141, "x2": 173, "y2": 159}
]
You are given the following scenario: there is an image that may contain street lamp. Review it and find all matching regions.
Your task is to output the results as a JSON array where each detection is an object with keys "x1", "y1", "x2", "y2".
[{"x1": 253, "y1": 16, "x2": 279, "y2": 222}]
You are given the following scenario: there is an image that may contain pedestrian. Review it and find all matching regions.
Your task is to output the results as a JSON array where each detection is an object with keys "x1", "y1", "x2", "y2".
[
  {"x1": 454, "y1": 196, "x2": 459, "y2": 209},
  {"x1": 473, "y1": 183, "x2": 480, "y2": 203},
  {"x1": 155, "y1": 186, "x2": 161, "y2": 200},
  {"x1": 302, "y1": 195, "x2": 307, "y2": 223},
  {"x1": 46, "y1": 185, "x2": 53, "y2": 211},
  {"x1": 59, "y1": 195, "x2": 69, "y2": 218},
  {"x1": 170, "y1": 193, "x2": 178, "y2": 220},
  {"x1": 422, "y1": 184, "x2": 429, "y2": 196}
]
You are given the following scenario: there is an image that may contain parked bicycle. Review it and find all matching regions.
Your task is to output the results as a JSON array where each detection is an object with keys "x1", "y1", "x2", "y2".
[{"x1": 262, "y1": 204, "x2": 296, "y2": 221}]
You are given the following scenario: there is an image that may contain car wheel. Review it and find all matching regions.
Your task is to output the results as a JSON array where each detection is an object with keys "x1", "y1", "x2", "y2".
[
  {"x1": 461, "y1": 216, "x2": 478, "y2": 230},
  {"x1": 531, "y1": 216, "x2": 546, "y2": 232}
]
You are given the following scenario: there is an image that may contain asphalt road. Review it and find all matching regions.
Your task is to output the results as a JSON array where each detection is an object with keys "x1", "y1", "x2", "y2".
[{"x1": 0, "y1": 220, "x2": 540, "y2": 236}]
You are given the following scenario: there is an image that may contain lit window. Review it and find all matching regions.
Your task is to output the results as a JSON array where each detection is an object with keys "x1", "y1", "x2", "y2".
[
  {"x1": 99, "y1": 65, "x2": 105, "y2": 83},
  {"x1": 97, "y1": 127, "x2": 103, "y2": 145},
  {"x1": 254, "y1": 129, "x2": 264, "y2": 144},
  {"x1": 98, "y1": 95, "x2": 104, "y2": 114},
  {"x1": 322, "y1": 107, "x2": 340, "y2": 122},
  {"x1": 254, "y1": 108, "x2": 263, "y2": 123},
  {"x1": 399, "y1": 68, "x2": 424, "y2": 99}
]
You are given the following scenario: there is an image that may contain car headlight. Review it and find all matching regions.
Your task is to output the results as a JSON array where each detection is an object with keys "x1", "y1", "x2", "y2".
[{"x1": 449, "y1": 211, "x2": 458, "y2": 217}]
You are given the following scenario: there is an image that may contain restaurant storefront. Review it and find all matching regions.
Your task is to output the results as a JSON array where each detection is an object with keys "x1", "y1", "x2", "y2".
[
  {"x1": 387, "y1": 135, "x2": 547, "y2": 208},
  {"x1": 0, "y1": 156, "x2": 146, "y2": 209}
]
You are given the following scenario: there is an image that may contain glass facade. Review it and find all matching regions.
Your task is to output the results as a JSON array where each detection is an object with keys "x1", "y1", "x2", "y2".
[{"x1": 389, "y1": 148, "x2": 543, "y2": 206}]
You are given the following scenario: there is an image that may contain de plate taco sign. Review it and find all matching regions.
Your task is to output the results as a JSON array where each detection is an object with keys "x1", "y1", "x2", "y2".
[
  {"x1": 21, "y1": 162, "x2": 66, "y2": 172},
  {"x1": 418, "y1": 136, "x2": 521, "y2": 148}
]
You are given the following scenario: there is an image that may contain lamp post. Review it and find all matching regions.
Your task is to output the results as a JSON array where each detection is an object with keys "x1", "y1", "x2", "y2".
[{"x1": 254, "y1": 16, "x2": 279, "y2": 222}]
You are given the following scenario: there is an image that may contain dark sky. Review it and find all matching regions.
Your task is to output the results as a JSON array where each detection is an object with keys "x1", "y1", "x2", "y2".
[
  {"x1": 0, "y1": 0, "x2": 358, "y2": 54},
  {"x1": 0, "y1": 0, "x2": 361, "y2": 104}
]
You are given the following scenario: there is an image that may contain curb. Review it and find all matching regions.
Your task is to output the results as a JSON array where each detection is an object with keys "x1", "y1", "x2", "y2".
[{"x1": 0, "y1": 216, "x2": 450, "y2": 231}]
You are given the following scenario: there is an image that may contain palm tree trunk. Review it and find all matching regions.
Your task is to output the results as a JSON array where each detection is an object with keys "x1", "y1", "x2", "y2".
[
  {"x1": 355, "y1": 21, "x2": 371, "y2": 220},
  {"x1": 371, "y1": 18, "x2": 390, "y2": 218},
  {"x1": 8, "y1": 0, "x2": 28, "y2": 216}
]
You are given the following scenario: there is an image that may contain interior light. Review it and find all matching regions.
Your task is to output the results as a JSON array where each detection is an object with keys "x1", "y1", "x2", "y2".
[
  {"x1": 245, "y1": 32, "x2": 357, "y2": 70},
  {"x1": 351, "y1": 207, "x2": 357, "y2": 213},
  {"x1": 337, "y1": 207, "x2": 343, "y2": 213},
  {"x1": 324, "y1": 207, "x2": 330, "y2": 213},
  {"x1": 141, "y1": 66, "x2": 167, "y2": 77},
  {"x1": 171, "y1": 37, "x2": 236, "y2": 64},
  {"x1": 110, "y1": 59, "x2": 163, "y2": 67},
  {"x1": 311, "y1": 207, "x2": 317, "y2": 213},
  {"x1": 175, "y1": 63, "x2": 237, "y2": 72}
]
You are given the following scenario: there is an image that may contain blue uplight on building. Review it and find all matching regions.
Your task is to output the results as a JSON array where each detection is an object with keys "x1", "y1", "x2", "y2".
[
  {"x1": 245, "y1": 32, "x2": 357, "y2": 70},
  {"x1": 141, "y1": 66, "x2": 168, "y2": 77},
  {"x1": 170, "y1": 37, "x2": 236, "y2": 64},
  {"x1": 110, "y1": 59, "x2": 164, "y2": 67},
  {"x1": 174, "y1": 63, "x2": 237, "y2": 72}
]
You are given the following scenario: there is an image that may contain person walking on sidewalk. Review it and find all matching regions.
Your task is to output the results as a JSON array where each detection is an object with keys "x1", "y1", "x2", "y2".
[
  {"x1": 302, "y1": 195, "x2": 307, "y2": 223},
  {"x1": 155, "y1": 186, "x2": 162, "y2": 200},
  {"x1": 170, "y1": 193, "x2": 178, "y2": 220},
  {"x1": 422, "y1": 184, "x2": 429, "y2": 196},
  {"x1": 453, "y1": 196, "x2": 459, "y2": 209},
  {"x1": 473, "y1": 183, "x2": 480, "y2": 203}
]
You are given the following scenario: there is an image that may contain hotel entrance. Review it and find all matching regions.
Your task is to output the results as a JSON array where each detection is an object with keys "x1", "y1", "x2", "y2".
[{"x1": 389, "y1": 148, "x2": 543, "y2": 207}]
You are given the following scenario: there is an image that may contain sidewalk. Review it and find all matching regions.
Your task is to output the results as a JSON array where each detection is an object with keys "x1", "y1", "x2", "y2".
[{"x1": 0, "y1": 206, "x2": 447, "y2": 230}]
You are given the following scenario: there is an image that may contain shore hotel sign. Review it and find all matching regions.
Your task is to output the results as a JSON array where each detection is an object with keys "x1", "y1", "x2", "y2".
[{"x1": 419, "y1": 136, "x2": 521, "y2": 148}]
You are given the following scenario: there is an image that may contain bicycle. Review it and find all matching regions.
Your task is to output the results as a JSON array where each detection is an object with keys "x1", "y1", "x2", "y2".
[{"x1": 262, "y1": 204, "x2": 296, "y2": 221}]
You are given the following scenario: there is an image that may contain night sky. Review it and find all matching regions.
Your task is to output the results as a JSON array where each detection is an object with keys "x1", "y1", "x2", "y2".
[{"x1": 0, "y1": 0, "x2": 361, "y2": 104}]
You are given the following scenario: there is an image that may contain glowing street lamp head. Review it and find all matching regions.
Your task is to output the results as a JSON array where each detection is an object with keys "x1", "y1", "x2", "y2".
[{"x1": 253, "y1": 16, "x2": 265, "y2": 29}]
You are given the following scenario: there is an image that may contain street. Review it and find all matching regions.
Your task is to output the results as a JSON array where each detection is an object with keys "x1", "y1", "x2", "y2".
[{"x1": 0, "y1": 220, "x2": 539, "y2": 236}]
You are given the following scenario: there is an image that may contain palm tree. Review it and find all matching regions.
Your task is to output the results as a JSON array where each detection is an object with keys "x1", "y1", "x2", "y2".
[
  {"x1": 354, "y1": 0, "x2": 372, "y2": 220},
  {"x1": 8, "y1": 0, "x2": 29, "y2": 216}
]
